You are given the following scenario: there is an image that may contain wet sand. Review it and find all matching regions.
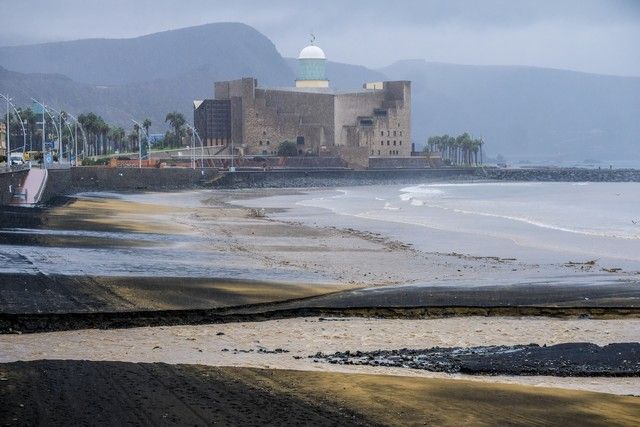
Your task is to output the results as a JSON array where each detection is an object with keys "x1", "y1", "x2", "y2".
[
  {"x1": 3, "y1": 316, "x2": 640, "y2": 395},
  {"x1": 1, "y1": 360, "x2": 638, "y2": 426},
  {"x1": 1, "y1": 190, "x2": 639, "y2": 320}
]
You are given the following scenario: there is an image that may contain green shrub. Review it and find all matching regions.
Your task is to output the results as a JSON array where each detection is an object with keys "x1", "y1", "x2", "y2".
[{"x1": 276, "y1": 141, "x2": 298, "y2": 157}]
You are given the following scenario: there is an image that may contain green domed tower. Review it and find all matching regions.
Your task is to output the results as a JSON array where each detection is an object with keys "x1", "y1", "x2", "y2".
[{"x1": 296, "y1": 38, "x2": 329, "y2": 88}]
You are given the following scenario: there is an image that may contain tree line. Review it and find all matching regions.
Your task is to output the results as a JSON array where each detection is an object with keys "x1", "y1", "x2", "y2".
[{"x1": 424, "y1": 133, "x2": 484, "y2": 166}]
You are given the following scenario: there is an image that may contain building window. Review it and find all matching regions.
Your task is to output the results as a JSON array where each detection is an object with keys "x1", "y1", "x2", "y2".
[
  {"x1": 380, "y1": 131, "x2": 384, "y2": 136},
  {"x1": 259, "y1": 140, "x2": 263, "y2": 146},
  {"x1": 399, "y1": 131, "x2": 403, "y2": 136},
  {"x1": 393, "y1": 141, "x2": 396, "y2": 146},
  {"x1": 399, "y1": 141, "x2": 402, "y2": 145},
  {"x1": 263, "y1": 131, "x2": 266, "y2": 136},
  {"x1": 266, "y1": 141, "x2": 270, "y2": 145},
  {"x1": 393, "y1": 131, "x2": 396, "y2": 137},
  {"x1": 387, "y1": 140, "x2": 390, "y2": 146},
  {"x1": 387, "y1": 131, "x2": 390, "y2": 136},
  {"x1": 381, "y1": 141, "x2": 384, "y2": 146}
]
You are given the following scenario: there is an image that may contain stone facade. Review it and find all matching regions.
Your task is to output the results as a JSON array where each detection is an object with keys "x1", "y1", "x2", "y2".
[{"x1": 194, "y1": 78, "x2": 411, "y2": 159}]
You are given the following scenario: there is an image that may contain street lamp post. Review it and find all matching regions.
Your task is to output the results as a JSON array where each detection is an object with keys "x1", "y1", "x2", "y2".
[
  {"x1": 4, "y1": 95, "x2": 9, "y2": 164},
  {"x1": 184, "y1": 123, "x2": 205, "y2": 172},
  {"x1": 46, "y1": 106, "x2": 73, "y2": 165},
  {"x1": 65, "y1": 112, "x2": 87, "y2": 164},
  {"x1": 131, "y1": 119, "x2": 148, "y2": 169},
  {"x1": 0, "y1": 94, "x2": 27, "y2": 164},
  {"x1": 32, "y1": 99, "x2": 61, "y2": 166}
]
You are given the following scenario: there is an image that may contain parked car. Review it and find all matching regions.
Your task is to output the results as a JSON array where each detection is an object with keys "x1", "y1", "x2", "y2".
[{"x1": 9, "y1": 153, "x2": 25, "y2": 165}]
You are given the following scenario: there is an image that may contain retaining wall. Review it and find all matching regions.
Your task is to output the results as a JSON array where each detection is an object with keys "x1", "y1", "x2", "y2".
[
  {"x1": 37, "y1": 167, "x2": 477, "y2": 203},
  {"x1": 0, "y1": 168, "x2": 30, "y2": 205},
  {"x1": 40, "y1": 167, "x2": 218, "y2": 202}
]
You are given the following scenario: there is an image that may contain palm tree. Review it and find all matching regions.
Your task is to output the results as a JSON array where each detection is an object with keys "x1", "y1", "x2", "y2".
[
  {"x1": 142, "y1": 119, "x2": 152, "y2": 137},
  {"x1": 165, "y1": 112, "x2": 185, "y2": 147},
  {"x1": 108, "y1": 126, "x2": 125, "y2": 153},
  {"x1": 127, "y1": 132, "x2": 138, "y2": 151}
]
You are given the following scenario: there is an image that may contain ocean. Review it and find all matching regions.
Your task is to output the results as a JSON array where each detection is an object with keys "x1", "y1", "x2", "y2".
[{"x1": 239, "y1": 182, "x2": 640, "y2": 270}]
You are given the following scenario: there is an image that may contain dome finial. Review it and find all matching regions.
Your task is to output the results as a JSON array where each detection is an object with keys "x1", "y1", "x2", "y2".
[{"x1": 310, "y1": 33, "x2": 316, "y2": 45}]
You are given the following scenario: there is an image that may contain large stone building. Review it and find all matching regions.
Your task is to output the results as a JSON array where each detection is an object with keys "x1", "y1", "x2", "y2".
[{"x1": 194, "y1": 41, "x2": 411, "y2": 164}]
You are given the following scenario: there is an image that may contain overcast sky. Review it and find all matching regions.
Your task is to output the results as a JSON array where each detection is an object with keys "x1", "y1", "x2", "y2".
[{"x1": 1, "y1": 0, "x2": 639, "y2": 76}]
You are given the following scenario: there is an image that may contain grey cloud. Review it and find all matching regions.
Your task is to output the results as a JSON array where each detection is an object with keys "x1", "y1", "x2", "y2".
[{"x1": 0, "y1": 0, "x2": 638, "y2": 76}]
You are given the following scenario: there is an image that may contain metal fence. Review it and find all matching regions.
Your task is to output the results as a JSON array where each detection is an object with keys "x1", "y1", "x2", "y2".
[{"x1": 0, "y1": 163, "x2": 31, "y2": 174}]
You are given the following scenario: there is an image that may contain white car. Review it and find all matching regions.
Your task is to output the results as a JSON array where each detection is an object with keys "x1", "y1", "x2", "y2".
[{"x1": 9, "y1": 153, "x2": 25, "y2": 165}]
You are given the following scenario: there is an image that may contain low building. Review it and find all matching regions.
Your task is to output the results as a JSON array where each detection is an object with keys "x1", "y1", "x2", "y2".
[{"x1": 194, "y1": 40, "x2": 411, "y2": 167}]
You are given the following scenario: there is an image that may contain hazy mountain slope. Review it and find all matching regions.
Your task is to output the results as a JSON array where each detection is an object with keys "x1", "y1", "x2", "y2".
[
  {"x1": 285, "y1": 58, "x2": 387, "y2": 90},
  {"x1": 0, "y1": 65, "x2": 269, "y2": 130},
  {"x1": 381, "y1": 60, "x2": 640, "y2": 160},
  {"x1": 0, "y1": 23, "x2": 293, "y2": 86}
]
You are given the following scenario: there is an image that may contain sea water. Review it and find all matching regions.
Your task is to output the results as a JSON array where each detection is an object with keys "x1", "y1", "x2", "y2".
[{"x1": 240, "y1": 182, "x2": 640, "y2": 269}]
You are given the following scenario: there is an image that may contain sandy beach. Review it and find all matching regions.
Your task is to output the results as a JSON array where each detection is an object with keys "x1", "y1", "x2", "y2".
[{"x1": 2, "y1": 184, "x2": 640, "y2": 424}]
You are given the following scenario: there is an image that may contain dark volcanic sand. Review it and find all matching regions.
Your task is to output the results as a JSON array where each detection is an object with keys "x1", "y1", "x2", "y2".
[
  {"x1": 1, "y1": 360, "x2": 639, "y2": 426},
  {"x1": 2, "y1": 271, "x2": 639, "y2": 333},
  {"x1": 0, "y1": 360, "x2": 368, "y2": 427},
  {"x1": 315, "y1": 342, "x2": 640, "y2": 376}
]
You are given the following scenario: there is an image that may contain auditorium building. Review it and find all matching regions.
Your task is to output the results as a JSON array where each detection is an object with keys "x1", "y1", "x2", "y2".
[{"x1": 194, "y1": 40, "x2": 411, "y2": 166}]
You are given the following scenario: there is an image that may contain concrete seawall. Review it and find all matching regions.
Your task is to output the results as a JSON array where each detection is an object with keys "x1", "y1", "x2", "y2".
[
  {"x1": 482, "y1": 167, "x2": 640, "y2": 182},
  {"x1": 38, "y1": 167, "x2": 477, "y2": 204},
  {"x1": 0, "y1": 169, "x2": 30, "y2": 205},
  {"x1": 212, "y1": 168, "x2": 477, "y2": 189},
  {"x1": 41, "y1": 167, "x2": 218, "y2": 202},
  {"x1": 4, "y1": 166, "x2": 640, "y2": 206}
]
